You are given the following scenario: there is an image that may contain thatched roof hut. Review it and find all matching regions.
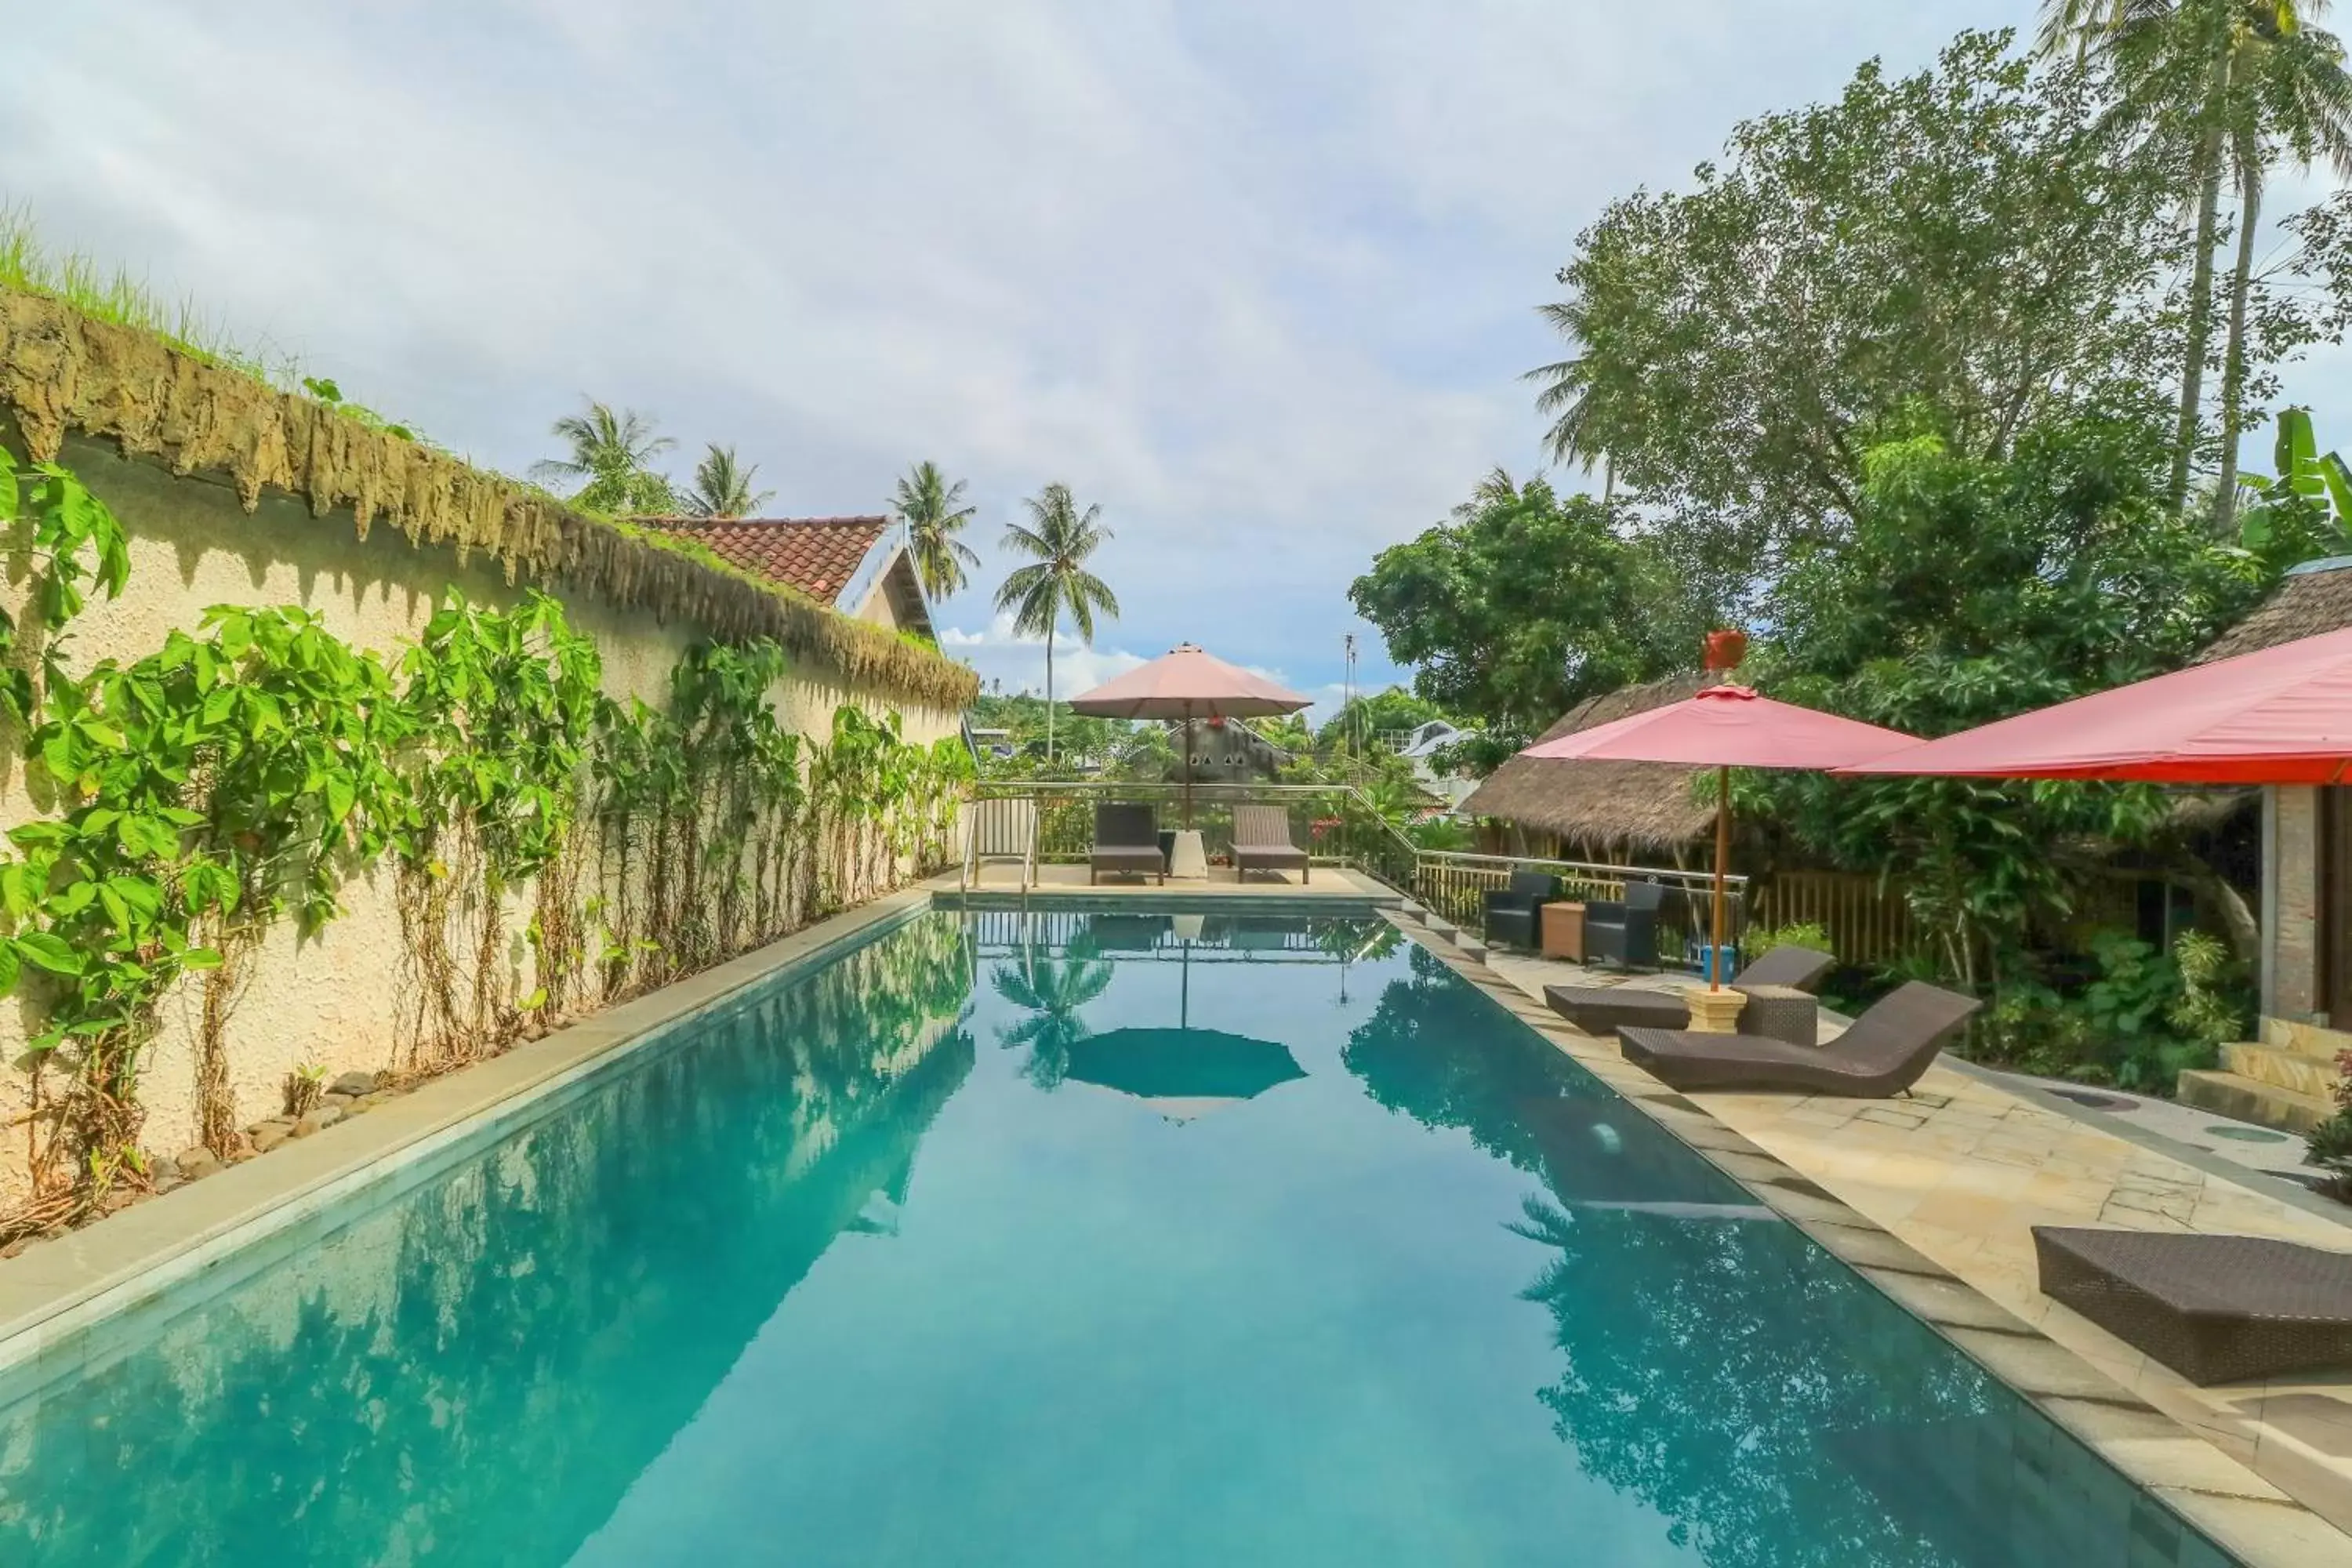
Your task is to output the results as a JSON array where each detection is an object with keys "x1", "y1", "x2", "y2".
[
  {"x1": 1457, "y1": 675, "x2": 1712, "y2": 855},
  {"x1": 2198, "y1": 554, "x2": 2352, "y2": 662}
]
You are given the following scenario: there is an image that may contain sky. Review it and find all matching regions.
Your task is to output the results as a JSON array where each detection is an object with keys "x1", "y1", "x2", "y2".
[{"x1": 5, "y1": 2, "x2": 2347, "y2": 720}]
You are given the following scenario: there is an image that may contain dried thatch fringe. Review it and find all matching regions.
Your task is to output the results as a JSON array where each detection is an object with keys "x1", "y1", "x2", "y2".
[{"x1": 0, "y1": 289, "x2": 979, "y2": 712}]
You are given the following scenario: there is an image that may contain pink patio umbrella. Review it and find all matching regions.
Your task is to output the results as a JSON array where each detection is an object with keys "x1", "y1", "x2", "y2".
[
  {"x1": 1067, "y1": 643, "x2": 1312, "y2": 826},
  {"x1": 1838, "y1": 625, "x2": 2352, "y2": 785},
  {"x1": 1517, "y1": 639, "x2": 1918, "y2": 988}
]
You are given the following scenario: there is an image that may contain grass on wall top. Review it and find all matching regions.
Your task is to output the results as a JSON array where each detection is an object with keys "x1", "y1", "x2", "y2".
[{"x1": 0, "y1": 267, "x2": 978, "y2": 711}]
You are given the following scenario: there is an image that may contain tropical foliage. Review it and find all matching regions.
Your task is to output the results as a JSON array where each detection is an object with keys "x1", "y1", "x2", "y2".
[
  {"x1": 1352, "y1": 23, "x2": 2352, "y2": 1087},
  {"x1": 0, "y1": 457, "x2": 972, "y2": 1238}
]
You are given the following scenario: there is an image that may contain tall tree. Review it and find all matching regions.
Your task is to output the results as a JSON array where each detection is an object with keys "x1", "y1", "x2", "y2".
[
  {"x1": 993, "y1": 485, "x2": 1117, "y2": 764},
  {"x1": 1349, "y1": 470, "x2": 1712, "y2": 769},
  {"x1": 531, "y1": 399, "x2": 678, "y2": 516},
  {"x1": 681, "y1": 444, "x2": 773, "y2": 519},
  {"x1": 892, "y1": 461, "x2": 982, "y2": 601},
  {"x1": 2214, "y1": 16, "x2": 2352, "y2": 527},
  {"x1": 2043, "y1": 2, "x2": 2352, "y2": 521},
  {"x1": 1530, "y1": 32, "x2": 2197, "y2": 607}
]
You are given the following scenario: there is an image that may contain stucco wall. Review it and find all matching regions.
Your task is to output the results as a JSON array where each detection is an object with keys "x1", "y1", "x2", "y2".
[{"x1": 0, "y1": 436, "x2": 964, "y2": 1201}]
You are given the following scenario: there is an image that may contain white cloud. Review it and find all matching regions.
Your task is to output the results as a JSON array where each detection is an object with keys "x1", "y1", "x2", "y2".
[{"x1": 18, "y1": 0, "x2": 2302, "y2": 712}]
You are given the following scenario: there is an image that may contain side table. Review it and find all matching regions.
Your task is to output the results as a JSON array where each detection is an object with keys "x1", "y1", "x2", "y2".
[
  {"x1": 1539, "y1": 901, "x2": 1586, "y2": 960},
  {"x1": 1735, "y1": 983, "x2": 1819, "y2": 1048}
]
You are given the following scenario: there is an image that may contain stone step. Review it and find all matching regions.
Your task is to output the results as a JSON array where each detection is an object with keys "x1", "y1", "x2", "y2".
[
  {"x1": 1425, "y1": 918, "x2": 1458, "y2": 941},
  {"x1": 1454, "y1": 935, "x2": 1490, "y2": 964},
  {"x1": 1398, "y1": 901, "x2": 1428, "y2": 921},
  {"x1": 2176, "y1": 1069, "x2": 2335, "y2": 1136},
  {"x1": 2222, "y1": 1041, "x2": 2344, "y2": 1100},
  {"x1": 2257, "y1": 1016, "x2": 2352, "y2": 1064}
]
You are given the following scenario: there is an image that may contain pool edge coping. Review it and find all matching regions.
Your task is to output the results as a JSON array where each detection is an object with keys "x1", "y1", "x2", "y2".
[
  {"x1": 0, "y1": 884, "x2": 937, "y2": 1374},
  {"x1": 1382, "y1": 909, "x2": 2347, "y2": 1568}
]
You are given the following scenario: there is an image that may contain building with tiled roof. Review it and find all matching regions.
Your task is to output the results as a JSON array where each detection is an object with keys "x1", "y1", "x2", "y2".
[{"x1": 648, "y1": 515, "x2": 935, "y2": 639}]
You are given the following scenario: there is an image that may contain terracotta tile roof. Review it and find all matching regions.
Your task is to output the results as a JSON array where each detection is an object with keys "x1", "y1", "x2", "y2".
[{"x1": 647, "y1": 516, "x2": 894, "y2": 605}]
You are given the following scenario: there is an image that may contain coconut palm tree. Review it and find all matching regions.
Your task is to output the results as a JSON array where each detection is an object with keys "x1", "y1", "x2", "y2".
[
  {"x1": 891, "y1": 461, "x2": 982, "y2": 601},
  {"x1": 682, "y1": 444, "x2": 773, "y2": 519},
  {"x1": 2214, "y1": 18, "x2": 2352, "y2": 527},
  {"x1": 994, "y1": 484, "x2": 1119, "y2": 763},
  {"x1": 532, "y1": 398, "x2": 678, "y2": 516},
  {"x1": 2039, "y1": 1, "x2": 2352, "y2": 517}
]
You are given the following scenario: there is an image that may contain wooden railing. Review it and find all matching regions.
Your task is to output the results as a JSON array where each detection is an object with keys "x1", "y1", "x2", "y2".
[
  {"x1": 1748, "y1": 871, "x2": 1922, "y2": 971},
  {"x1": 1409, "y1": 850, "x2": 1745, "y2": 961}
]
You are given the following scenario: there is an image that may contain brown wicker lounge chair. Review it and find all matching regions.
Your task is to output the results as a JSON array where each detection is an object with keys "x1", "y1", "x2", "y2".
[
  {"x1": 2034, "y1": 1228, "x2": 2352, "y2": 1385},
  {"x1": 1617, "y1": 980, "x2": 1980, "y2": 1096},
  {"x1": 1733, "y1": 945, "x2": 1836, "y2": 993},
  {"x1": 1089, "y1": 803, "x2": 1166, "y2": 885},
  {"x1": 1230, "y1": 804, "x2": 1309, "y2": 884},
  {"x1": 1546, "y1": 985, "x2": 1690, "y2": 1035}
]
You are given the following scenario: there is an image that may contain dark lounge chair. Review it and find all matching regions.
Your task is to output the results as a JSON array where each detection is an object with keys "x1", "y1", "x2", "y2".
[
  {"x1": 1090, "y1": 804, "x2": 1166, "y2": 885},
  {"x1": 1733, "y1": 944, "x2": 1836, "y2": 993},
  {"x1": 1617, "y1": 980, "x2": 1980, "y2": 1097},
  {"x1": 1584, "y1": 882, "x2": 1667, "y2": 970},
  {"x1": 1483, "y1": 870, "x2": 1558, "y2": 949},
  {"x1": 2034, "y1": 1228, "x2": 2352, "y2": 1385},
  {"x1": 1546, "y1": 984, "x2": 1689, "y2": 1035},
  {"x1": 1231, "y1": 804, "x2": 1310, "y2": 884}
]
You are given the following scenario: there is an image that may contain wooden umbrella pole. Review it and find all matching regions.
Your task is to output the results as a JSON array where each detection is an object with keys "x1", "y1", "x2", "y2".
[{"x1": 1711, "y1": 764, "x2": 1730, "y2": 991}]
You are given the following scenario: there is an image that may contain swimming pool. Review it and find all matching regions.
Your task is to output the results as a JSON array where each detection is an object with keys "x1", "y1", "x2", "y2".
[{"x1": 0, "y1": 908, "x2": 2238, "y2": 1566}]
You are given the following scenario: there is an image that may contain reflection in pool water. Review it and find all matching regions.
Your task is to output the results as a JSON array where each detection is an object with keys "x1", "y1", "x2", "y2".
[{"x1": 0, "y1": 912, "x2": 2235, "y2": 1566}]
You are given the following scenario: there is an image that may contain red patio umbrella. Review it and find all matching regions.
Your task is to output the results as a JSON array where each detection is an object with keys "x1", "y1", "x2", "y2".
[
  {"x1": 1518, "y1": 661, "x2": 1918, "y2": 989},
  {"x1": 1839, "y1": 626, "x2": 2352, "y2": 784},
  {"x1": 1066, "y1": 643, "x2": 1312, "y2": 826}
]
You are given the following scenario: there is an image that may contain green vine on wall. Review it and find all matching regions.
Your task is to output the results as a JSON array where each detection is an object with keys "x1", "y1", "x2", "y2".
[{"x1": 0, "y1": 456, "x2": 972, "y2": 1240}]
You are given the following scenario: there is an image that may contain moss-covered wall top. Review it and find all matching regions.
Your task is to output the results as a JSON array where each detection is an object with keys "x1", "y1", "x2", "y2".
[{"x1": 0, "y1": 289, "x2": 978, "y2": 711}]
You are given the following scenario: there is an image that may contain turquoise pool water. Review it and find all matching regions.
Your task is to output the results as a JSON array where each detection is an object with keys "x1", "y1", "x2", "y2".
[{"x1": 0, "y1": 909, "x2": 2238, "y2": 1566}]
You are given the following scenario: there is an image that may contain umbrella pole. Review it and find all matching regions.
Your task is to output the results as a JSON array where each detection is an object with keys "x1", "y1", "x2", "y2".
[
  {"x1": 1183, "y1": 699, "x2": 1196, "y2": 829},
  {"x1": 1711, "y1": 765, "x2": 1730, "y2": 991}
]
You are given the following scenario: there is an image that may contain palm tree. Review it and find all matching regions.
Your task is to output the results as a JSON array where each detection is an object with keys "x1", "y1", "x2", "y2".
[
  {"x1": 2215, "y1": 17, "x2": 2352, "y2": 527},
  {"x1": 892, "y1": 461, "x2": 982, "y2": 601},
  {"x1": 682, "y1": 444, "x2": 773, "y2": 519},
  {"x1": 531, "y1": 398, "x2": 678, "y2": 516},
  {"x1": 2039, "y1": 1, "x2": 2352, "y2": 515},
  {"x1": 994, "y1": 484, "x2": 1119, "y2": 762},
  {"x1": 991, "y1": 954, "x2": 1114, "y2": 1088}
]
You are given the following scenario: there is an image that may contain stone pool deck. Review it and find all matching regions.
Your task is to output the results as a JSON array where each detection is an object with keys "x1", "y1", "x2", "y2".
[{"x1": 1441, "y1": 935, "x2": 2352, "y2": 1564}]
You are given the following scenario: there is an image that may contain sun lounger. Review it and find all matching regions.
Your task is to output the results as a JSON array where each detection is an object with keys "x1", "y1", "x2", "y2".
[
  {"x1": 2034, "y1": 1227, "x2": 2352, "y2": 1385},
  {"x1": 1230, "y1": 804, "x2": 1309, "y2": 884},
  {"x1": 962, "y1": 797, "x2": 1038, "y2": 891},
  {"x1": 1732, "y1": 945, "x2": 1836, "y2": 993},
  {"x1": 1546, "y1": 985, "x2": 1690, "y2": 1034},
  {"x1": 1090, "y1": 803, "x2": 1166, "y2": 885},
  {"x1": 1616, "y1": 980, "x2": 1980, "y2": 1097}
]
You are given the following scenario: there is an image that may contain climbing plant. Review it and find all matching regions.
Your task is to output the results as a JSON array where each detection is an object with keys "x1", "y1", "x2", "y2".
[
  {"x1": 0, "y1": 457, "x2": 967, "y2": 1239},
  {"x1": 394, "y1": 590, "x2": 602, "y2": 1058}
]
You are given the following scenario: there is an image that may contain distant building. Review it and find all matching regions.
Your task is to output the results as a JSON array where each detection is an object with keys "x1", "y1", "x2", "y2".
[
  {"x1": 1394, "y1": 719, "x2": 1482, "y2": 811},
  {"x1": 646, "y1": 515, "x2": 935, "y2": 639}
]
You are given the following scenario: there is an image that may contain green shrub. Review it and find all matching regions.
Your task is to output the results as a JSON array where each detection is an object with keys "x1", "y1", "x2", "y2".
[{"x1": 1743, "y1": 921, "x2": 1833, "y2": 956}]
